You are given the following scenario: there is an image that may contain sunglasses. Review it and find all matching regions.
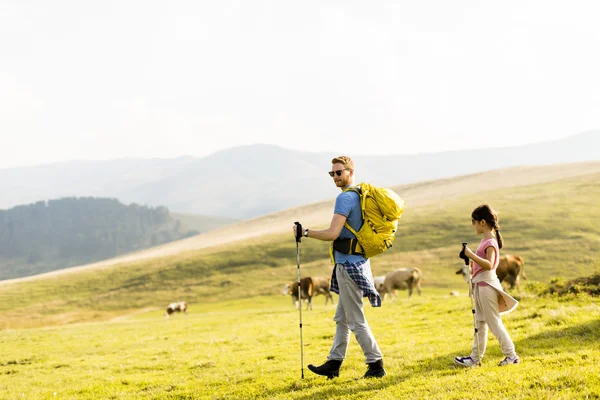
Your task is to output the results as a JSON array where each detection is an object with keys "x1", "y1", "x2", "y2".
[{"x1": 328, "y1": 168, "x2": 351, "y2": 177}]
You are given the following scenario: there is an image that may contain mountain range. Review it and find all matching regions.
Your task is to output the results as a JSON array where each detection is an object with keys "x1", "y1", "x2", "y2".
[{"x1": 0, "y1": 131, "x2": 597, "y2": 219}]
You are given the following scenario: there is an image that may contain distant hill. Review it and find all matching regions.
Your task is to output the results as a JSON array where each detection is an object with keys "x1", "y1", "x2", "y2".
[
  {"x1": 0, "y1": 197, "x2": 214, "y2": 280},
  {"x1": 0, "y1": 131, "x2": 598, "y2": 219}
]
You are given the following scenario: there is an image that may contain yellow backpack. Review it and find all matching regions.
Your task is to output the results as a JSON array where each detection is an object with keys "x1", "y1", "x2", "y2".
[{"x1": 331, "y1": 182, "x2": 405, "y2": 261}]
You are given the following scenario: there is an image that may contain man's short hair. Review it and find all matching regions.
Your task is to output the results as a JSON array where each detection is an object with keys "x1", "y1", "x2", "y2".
[{"x1": 331, "y1": 156, "x2": 354, "y2": 170}]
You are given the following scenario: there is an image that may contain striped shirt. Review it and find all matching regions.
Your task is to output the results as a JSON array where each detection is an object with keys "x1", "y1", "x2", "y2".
[{"x1": 330, "y1": 259, "x2": 382, "y2": 307}]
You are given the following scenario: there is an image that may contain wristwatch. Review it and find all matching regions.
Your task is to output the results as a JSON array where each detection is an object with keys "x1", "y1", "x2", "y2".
[{"x1": 303, "y1": 228, "x2": 309, "y2": 237}]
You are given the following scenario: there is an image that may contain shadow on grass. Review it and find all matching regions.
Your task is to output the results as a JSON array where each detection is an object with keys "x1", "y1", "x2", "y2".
[
  {"x1": 513, "y1": 318, "x2": 600, "y2": 353},
  {"x1": 264, "y1": 319, "x2": 600, "y2": 399}
]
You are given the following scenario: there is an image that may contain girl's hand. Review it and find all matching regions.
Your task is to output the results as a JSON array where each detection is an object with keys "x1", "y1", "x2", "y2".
[{"x1": 465, "y1": 247, "x2": 474, "y2": 259}]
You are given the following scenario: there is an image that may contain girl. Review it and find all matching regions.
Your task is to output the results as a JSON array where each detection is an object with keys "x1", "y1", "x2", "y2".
[{"x1": 454, "y1": 204, "x2": 520, "y2": 367}]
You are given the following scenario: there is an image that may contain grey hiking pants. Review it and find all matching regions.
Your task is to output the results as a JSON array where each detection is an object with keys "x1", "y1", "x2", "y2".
[
  {"x1": 328, "y1": 263, "x2": 383, "y2": 363},
  {"x1": 471, "y1": 284, "x2": 517, "y2": 361}
]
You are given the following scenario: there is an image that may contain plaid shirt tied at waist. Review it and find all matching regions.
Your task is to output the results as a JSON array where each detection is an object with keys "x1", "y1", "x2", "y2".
[{"x1": 330, "y1": 259, "x2": 382, "y2": 307}]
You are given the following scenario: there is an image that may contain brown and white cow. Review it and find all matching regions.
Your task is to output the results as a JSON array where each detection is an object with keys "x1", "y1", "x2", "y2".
[
  {"x1": 282, "y1": 276, "x2": 334, "y2": 310},
  {"x1": 456, "y1": 254, "x2": 526, "y2": 290},
  {"x1": 379, "y1": 268, "x2": 422, "y2": 301},
  {"x1": 164, "y1": 301, "x2": 188, "y2": 317}
]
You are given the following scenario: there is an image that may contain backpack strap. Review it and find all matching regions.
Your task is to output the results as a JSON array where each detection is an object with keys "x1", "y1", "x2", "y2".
[
  {"x1": 343, "y1": 185, "x2": 367, "y2": 219},
  {"x1": 329, "y1": 186, "x2": 366, "y2": 263},
  {"x1": 341, "y1": 186, "x2": 363, "y2": 235},
  {"x1": 339, "y1": 186, "x2": 364, "y2": 255},
  {"x1": 332, "y1": 238, "x2": 363, "y2": 255}
]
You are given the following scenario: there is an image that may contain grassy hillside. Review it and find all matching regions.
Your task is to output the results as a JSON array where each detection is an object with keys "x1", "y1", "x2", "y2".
[
  {"x1": 0, "y1": 168, "x2": 598, "y2": 330},
  {"x1": 6, "y1": 161, "x2": 596, "y2": 286}
]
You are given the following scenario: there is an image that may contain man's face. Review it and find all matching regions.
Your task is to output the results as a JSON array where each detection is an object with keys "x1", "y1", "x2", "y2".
[{"x1": 330, "y1": 163, "x2": 353, "y2": 188}]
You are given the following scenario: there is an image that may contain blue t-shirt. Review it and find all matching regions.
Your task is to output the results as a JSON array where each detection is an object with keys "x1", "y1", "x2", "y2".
[{"x1": 333, "y1": 186, "x2": 366, "y2": 264}]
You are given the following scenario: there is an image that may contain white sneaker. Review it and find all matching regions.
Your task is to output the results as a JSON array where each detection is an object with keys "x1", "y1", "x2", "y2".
[
  {"x1": 498, "y1": 355, "x2": 520, "y2": 366},
  {"x1": 453, "y1": 355, "x2": 479, "y2": 367}
]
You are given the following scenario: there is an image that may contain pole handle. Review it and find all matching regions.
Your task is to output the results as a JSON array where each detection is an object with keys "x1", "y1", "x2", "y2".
[
  {"x1": 294, "y1": 221, "x2": 303, "y2": 243},
  {"x1": 459, "y1": 242, "x2": 469, "y2": 265}
]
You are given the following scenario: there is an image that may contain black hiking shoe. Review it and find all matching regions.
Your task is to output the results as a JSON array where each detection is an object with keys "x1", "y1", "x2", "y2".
[
  {"x1": 307, "y1": 359, "x2": 342, "y2": 379},
  {"x1": 363, "y1": 359, "x2": 386, "y2": 378}
]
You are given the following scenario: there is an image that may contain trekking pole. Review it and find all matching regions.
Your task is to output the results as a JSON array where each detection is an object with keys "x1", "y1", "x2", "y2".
[
  {"x1": 460, "y1": 242, "x2": 481, "y2": 365},
  {"x1": 294, "y1": 222, "x2": 305, "y2": 379}
]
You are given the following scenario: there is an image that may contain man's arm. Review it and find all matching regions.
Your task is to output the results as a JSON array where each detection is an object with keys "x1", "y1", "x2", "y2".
[{"x1": 295, "y1": 214, "x2": 347, "y2": 241}]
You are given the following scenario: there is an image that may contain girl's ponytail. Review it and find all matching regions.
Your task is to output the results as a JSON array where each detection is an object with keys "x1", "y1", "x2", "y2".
[{"x1": 495, "y1": 226, "x2": 503, "y2": 249}]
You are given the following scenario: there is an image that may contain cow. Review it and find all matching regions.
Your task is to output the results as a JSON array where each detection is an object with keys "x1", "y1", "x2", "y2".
[
  {"x1": 164, "y1": 301, "x2": 188, "y2": 317},
  {"x1": 456, "y1": 254, "x2": 526, "y2": 290},
  {"x1": 497, "y1": 254, "x2": 527, "y2": 289},
  {"x1": 373, "y1": 275, "x2": 386, "y2": 294},
  {"x1": 379, "y1": 268, "x2": 422, "y2": 301},
  {"x1": 373, "y1": 275, "x2": 387, "y2": 300},
  {"x1": 311, "y1": 276, "x2": 335, "y2": 306},
  {"x1": 282, "y1": 276, "x2": 334, "y2": 310}
]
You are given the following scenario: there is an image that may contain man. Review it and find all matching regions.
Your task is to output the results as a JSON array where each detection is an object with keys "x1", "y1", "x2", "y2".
[{"x1": 292, "y1": 156, "x2": 385, "y2": 379}]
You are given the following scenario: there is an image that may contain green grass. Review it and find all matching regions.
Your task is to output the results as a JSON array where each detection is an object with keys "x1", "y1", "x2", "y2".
[{"x1": 1, "y1": 288, "x2": 599, "y2": 399}]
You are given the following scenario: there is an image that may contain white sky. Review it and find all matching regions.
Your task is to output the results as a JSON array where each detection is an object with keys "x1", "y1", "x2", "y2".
[{"x1": 1, "y1": 1, "x2": 599, "y2": 169}]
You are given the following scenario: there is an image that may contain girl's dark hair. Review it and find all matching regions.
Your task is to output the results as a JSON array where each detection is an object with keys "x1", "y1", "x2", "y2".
[{"x1": 471, "y1": 204, "x2": 503, "y2": 249}]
